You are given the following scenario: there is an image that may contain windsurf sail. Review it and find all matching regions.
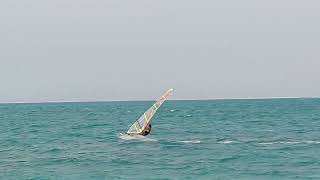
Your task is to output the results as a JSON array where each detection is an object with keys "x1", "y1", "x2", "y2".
[{"x1": 126, "y1": 88, "x2": 174, "y2": 135}]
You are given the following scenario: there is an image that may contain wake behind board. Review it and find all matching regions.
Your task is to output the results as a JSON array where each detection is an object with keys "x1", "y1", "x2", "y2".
[{"x1": 118, "y1": 133, "x2": 157, "y2": 142}]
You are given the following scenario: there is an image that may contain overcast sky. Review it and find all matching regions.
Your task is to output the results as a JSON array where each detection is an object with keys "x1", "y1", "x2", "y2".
[{"x1": 1, "y1": 0, "x2": 320, "y2": 102}]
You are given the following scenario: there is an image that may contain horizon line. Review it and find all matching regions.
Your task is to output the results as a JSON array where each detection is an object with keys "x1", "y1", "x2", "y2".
[{"x1": 0, "y1": 96, "x2": 319, "y2": 104}]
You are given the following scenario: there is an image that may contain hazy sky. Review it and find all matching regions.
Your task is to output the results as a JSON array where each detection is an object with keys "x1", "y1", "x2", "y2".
[{"x1": 1, "y1": 0, "x2": 320, "y2": 102}]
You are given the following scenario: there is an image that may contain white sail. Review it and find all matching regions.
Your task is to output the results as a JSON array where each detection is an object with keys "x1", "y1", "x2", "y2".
[{"x1": 126, "y1": 88, "x2": 174, "y2": 135}]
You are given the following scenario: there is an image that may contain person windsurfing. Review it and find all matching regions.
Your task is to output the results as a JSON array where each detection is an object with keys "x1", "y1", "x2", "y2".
[
  {"x1": 142, "y1": 124, "x2": 152, "y2": 136},
  {"x1": 124, "y1": 88, "x2": 173, "y2": 136}
]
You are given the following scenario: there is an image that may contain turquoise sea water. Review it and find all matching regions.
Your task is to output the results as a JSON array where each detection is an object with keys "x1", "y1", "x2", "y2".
[{"x1": 1, "y1": 98, "x2": 320, "y2": 179}]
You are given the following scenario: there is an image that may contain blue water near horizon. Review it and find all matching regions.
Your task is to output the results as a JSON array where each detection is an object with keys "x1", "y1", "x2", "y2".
[{"x1": 1, "y1": 98, "x2": 320, "y2": 179}]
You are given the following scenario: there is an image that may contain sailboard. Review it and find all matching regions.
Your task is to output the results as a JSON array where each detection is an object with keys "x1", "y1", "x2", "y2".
[{"x1": 126, "y1": 88, "x2": 174, "y2": 135}]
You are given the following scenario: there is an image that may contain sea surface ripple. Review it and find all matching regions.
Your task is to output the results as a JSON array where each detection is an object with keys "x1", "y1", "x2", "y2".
[{"x1": 1, "y1": 98, "x2": 320, "y2": 179}]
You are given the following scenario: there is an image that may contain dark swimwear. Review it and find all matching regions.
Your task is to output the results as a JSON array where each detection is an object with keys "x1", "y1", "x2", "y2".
[
  {"x1": 142, "y1": 124, "x2": 152, "y2": 136},
  {"x1": 143, "y1": 130, "x2": 150, "y2": 136}
]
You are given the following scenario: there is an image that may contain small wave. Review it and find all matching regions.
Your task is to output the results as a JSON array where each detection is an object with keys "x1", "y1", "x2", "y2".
[
  {"x1": 43, "y1": 148, "x2": 62, "y2": 153},
  {"x1": 258, "y1": 141, "x2": 320, "y2": 145},
  {"x1": 282, "y1": 141, "x2": 301, "y2": 144},
  {"x1": 170, "y1": 109, "x2": 176, "y2": 112},
  {"x1": 178, "y1": 140, "x2": 201, "y2": 144},
  {"x1": 258, "y1": 141, "x2": 300, "y2": 145},
  {"x1": 305, "y1": 141, "x2": 320, "y2": 144},
  {"x1": 186, "y1": 115, "x2": 192, "y2": 117},
  {"x1": 218, "y1": 140, "x2": 236, "y2": 144},
  {"x1": 258, "y1": 142, "x2": 275, "y2": 145}
]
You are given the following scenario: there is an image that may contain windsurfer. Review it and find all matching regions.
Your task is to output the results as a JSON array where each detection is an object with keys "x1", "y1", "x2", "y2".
[
  {"x1": 142, "y1": 124, "x2": 152, "y2": 136},
  {"x1": 125, "y1": 88, "x2": 173, "y2": 136}
]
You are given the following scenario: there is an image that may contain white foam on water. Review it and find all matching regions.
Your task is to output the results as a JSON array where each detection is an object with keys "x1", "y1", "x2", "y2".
[
  {"x1": 258, "y1": 140, "x2": 320, "y2": 145},
  {"x1": 218, "y1": 140, "x2": 235, "y2": 144},
  {"x1": 258, "y1": 142, "x2": 275, "y2": 145},
  {"x1": 118, "y1": 133, "x2": 157, "y2": 142},
  {"x1": 305, "y1": 141, "x2": 320, "y2": 144},
  {"x1": 281, "y1": 141, "x2": 300, "y2": 144},
  {"x1": 258, "y1": 141, "x2": 300, "y2": 145},
  {"x1": 170, "y1": 109, "x2": 176, "y2": 112},
  {"x1": 178, "y1": 140, "x2": 201, "y2": 144}
]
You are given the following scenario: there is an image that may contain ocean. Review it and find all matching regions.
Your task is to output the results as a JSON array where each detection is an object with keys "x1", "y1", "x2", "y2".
[{"x1": 1, "y1": 98, "x2": 320, "y2": 179}]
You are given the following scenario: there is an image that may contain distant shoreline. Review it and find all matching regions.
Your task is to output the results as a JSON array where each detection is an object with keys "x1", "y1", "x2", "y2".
[{"x1": 0, "y1": 97, "x2": 319, "y2": 105}]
